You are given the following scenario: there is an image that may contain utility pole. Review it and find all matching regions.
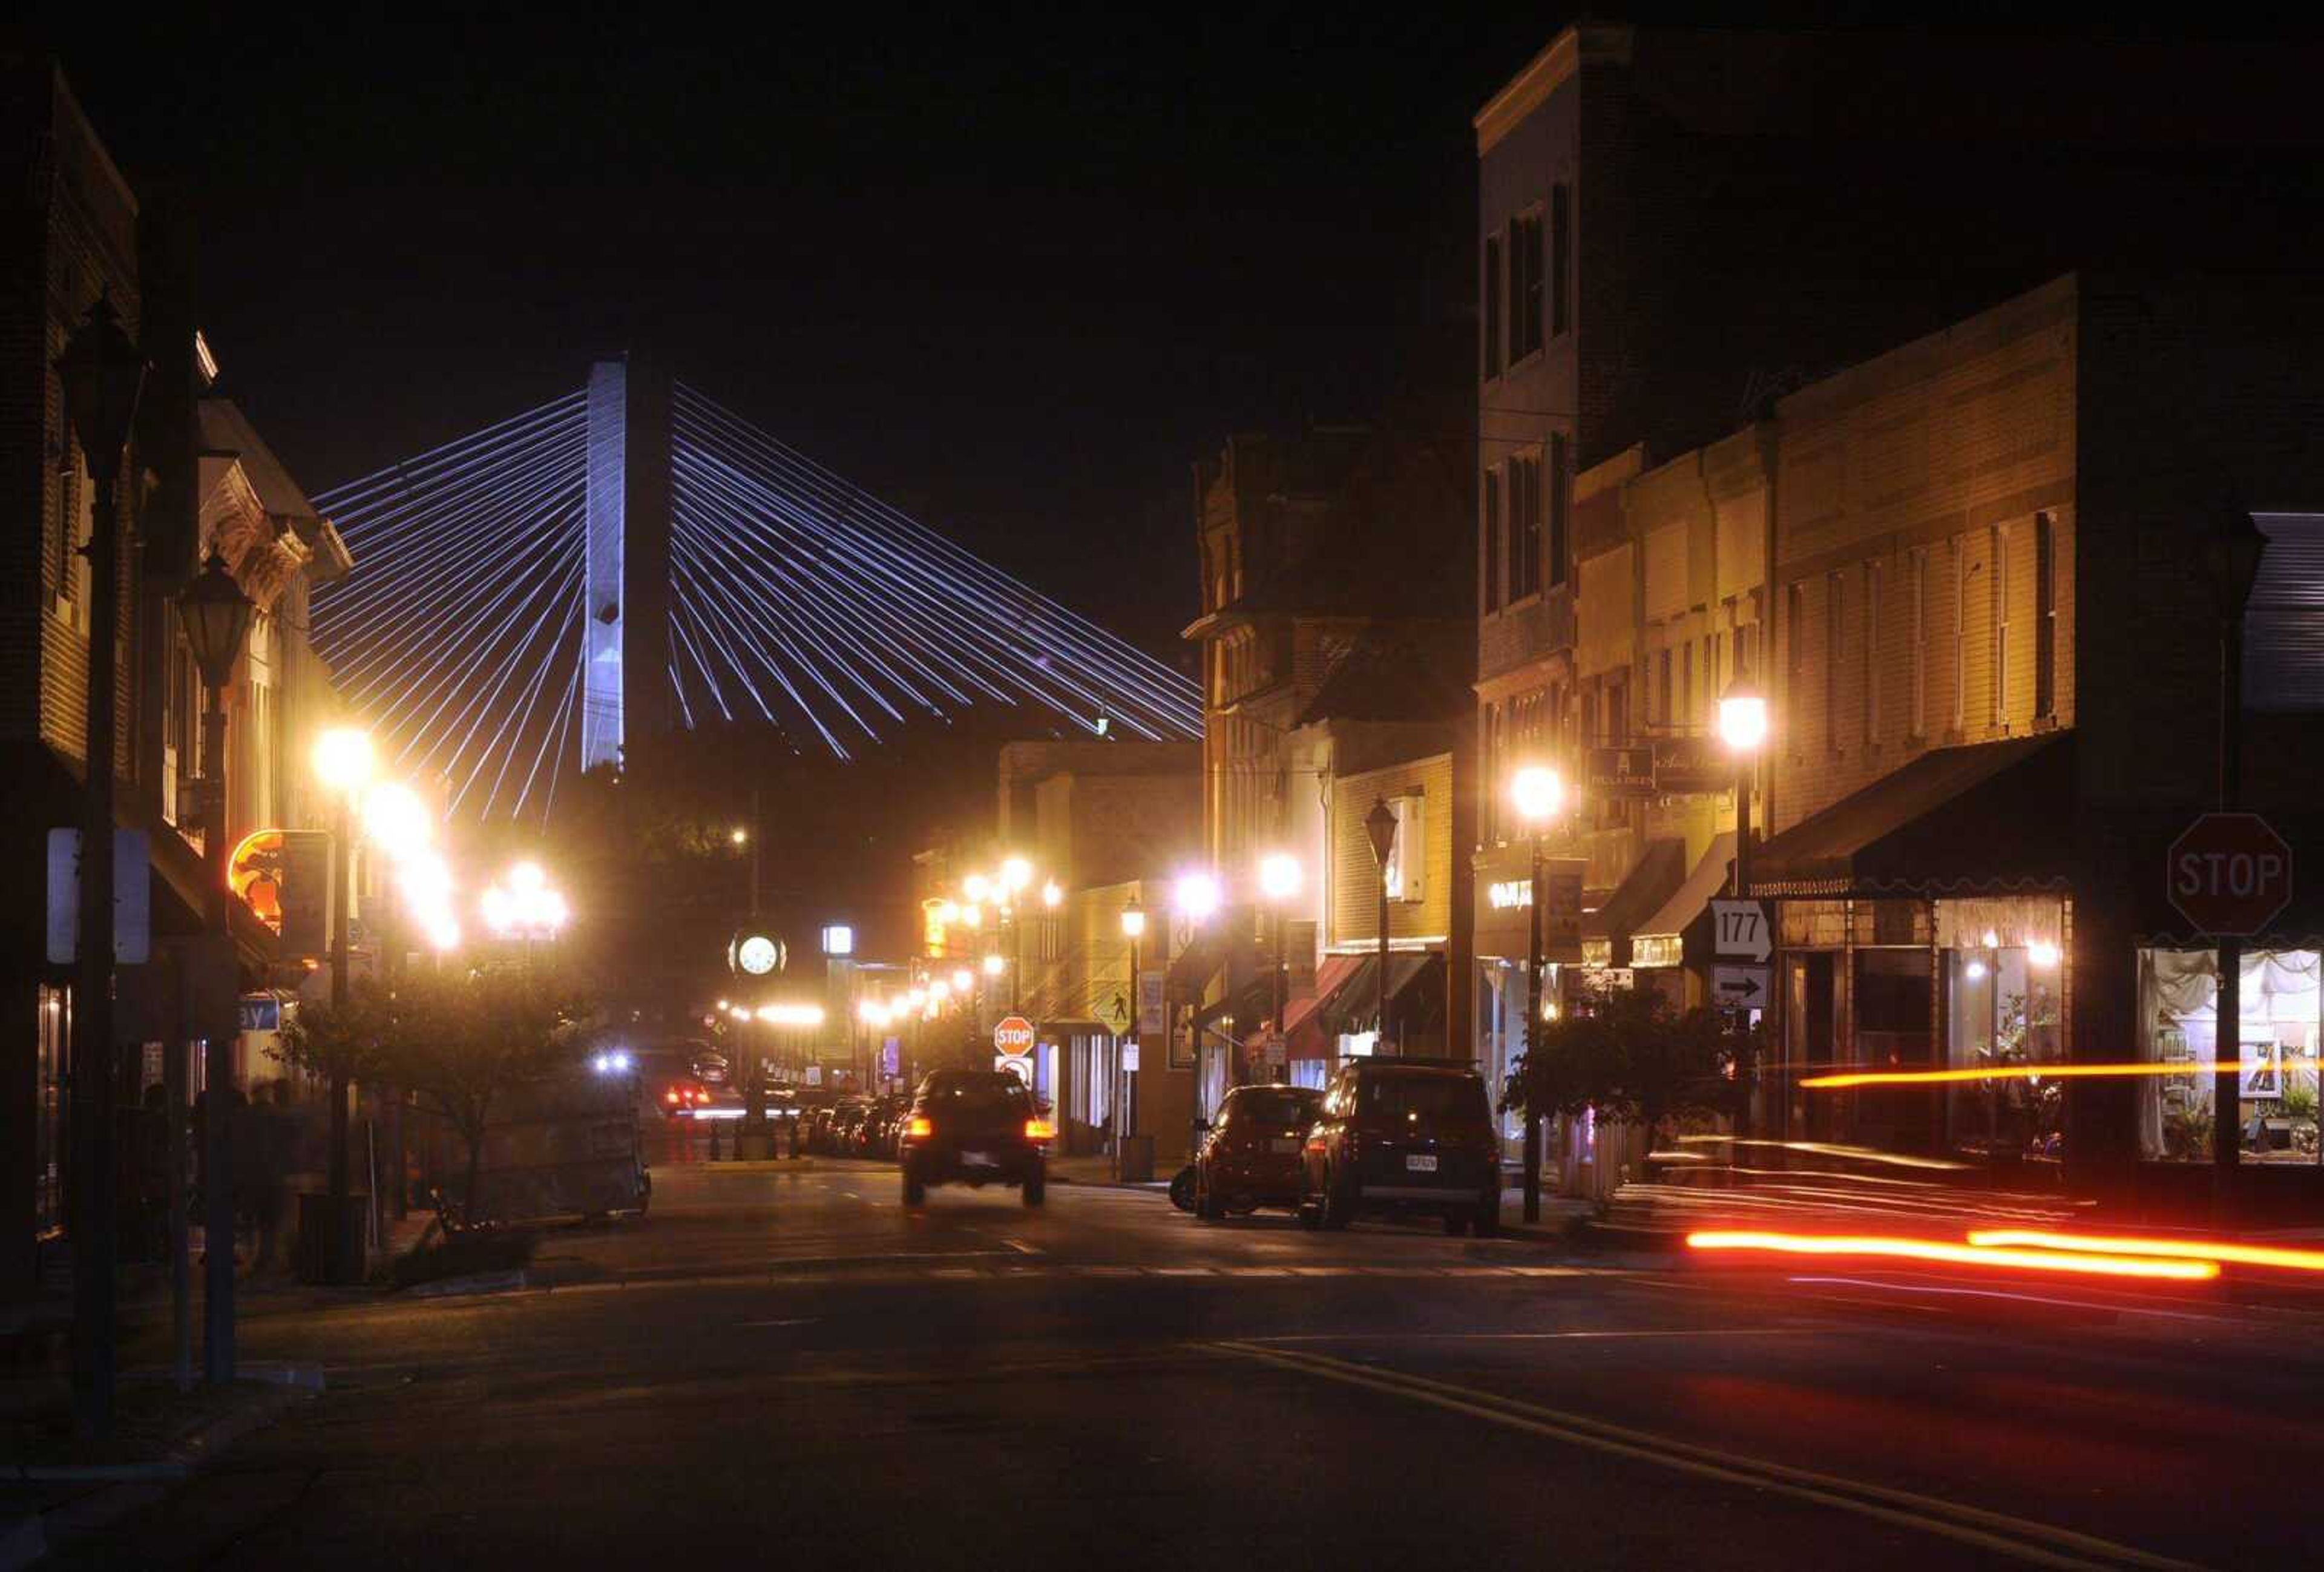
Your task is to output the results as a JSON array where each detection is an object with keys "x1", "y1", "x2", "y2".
[
  {"x1": 1523, "y1": 829, "x2": 1545, "y2": 1224},
  {"x1": 58, "y1": 297, "x2": 145, "y2": 1439}
]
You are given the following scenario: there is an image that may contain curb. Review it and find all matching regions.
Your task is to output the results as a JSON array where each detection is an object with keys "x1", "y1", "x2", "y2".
[
  {"x1": 5, "y1": 1367, "x2": 323, "y2": 1484},
  {"x1": 403, "y1": 1268, "x2": 529, "y2": 1299}
]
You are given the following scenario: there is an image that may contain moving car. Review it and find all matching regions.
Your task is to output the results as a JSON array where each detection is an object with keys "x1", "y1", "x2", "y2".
[
  {"x1": 1193, "y1": 1084, "x2": 1324, "y2": 1221},
  {"x1": 1298, "y1": 1059, "x2": 1501, "y2": 1236},
  {"x1": 659, "y1": 1077, "x2": 716, "y2": 1119},
  {"x1": 898, "y1": 1069, "x2": 1049, "y2": 1206}
]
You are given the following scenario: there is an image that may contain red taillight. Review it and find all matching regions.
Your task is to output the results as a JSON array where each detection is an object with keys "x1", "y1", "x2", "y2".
[
  {"x1": 665, "y1": 1090, "x2": 680, "y2": 1104},
  {"x1": 905, "y1": 1114, "x2": 933, "y2": 1139},
  {"x1": 1025, "y1": 1118, "x2": 1056, "y2": 1141}
]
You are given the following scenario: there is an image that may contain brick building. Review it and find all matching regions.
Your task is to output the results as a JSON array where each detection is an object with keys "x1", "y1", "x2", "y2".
[
  {"x1": 1183, "y1": 424, "x2": 1470, "y2": 1111},
  {"x1": 1733, "y1": 272, "x2": 2324, "y2": 1212},
  {"x1": 1468, "y1": 25, "x2": 2324, "y2": 1200},
  {"x1": 1, "y1": 59, "x2": 349, "y2": 1295}
]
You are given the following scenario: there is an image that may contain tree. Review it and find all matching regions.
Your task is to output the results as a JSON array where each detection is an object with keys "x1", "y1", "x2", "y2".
[
  {"x1": 1503, "y1": 986, "x2": 1749, "y2": 1153},
  {"x1": 273, "y1": 980, "x2": 398, "y2": 1115},
  {"x1": 368, "y1": 968, "x2": 592, "y2": 1226}
]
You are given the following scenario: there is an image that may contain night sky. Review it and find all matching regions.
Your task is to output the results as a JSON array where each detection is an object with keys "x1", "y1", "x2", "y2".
[{"x1": 28, "y1": 5, "x2": 1575, "y2": 662}]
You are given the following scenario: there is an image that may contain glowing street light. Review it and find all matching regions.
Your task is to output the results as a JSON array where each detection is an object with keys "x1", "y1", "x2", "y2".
[
  {"x1": 1119, "y1": 899, "x2": 1146, "y2": 941},
  {"x1": 730, "y1": 826, "x2": 749, "y2": 846},
  {"x1": 481, "y1": 861, "x2": 568, "y2": 944},
  {"x1": 951, "y1": 967, "x2": 973, "y2": 992},
  {"x1": 1511, "y1": 765, "x2": 1564, "y2": 826},
  {"x1": 361, "y1": 781, "x2": 433, "y2": 860},
  {"x1": 1174, "y1": 872, "x2": 1220, "y2": 922},
  {"x1": 1507, "y1": 763, "x2": 1565, "y2": 1224},
  {"x1": 1719, "y1": 673, "x2": 1769, "y2": 905},
  {"x1": 1042, "y1": 879, "x2": 1063, "y2": 909},
  {"x1": 963, "y1": 872, "x2": 992, "y2": 903},
  {"x1": 982, "y1": 953, "x2": 1006, "y2": 978},
  {"x1": 1001, "y1": 856, "x2": 1033, "y2": 895},
  {"x1": 1258, "y1": 852, "x2": 1302, "y2": 903},
  {"x1": 1256, "y1": 854, "x2": 1302, "y2": 1082},
  {"x1": 312, "y1": 727, "x2": 376, "y2": 797}
]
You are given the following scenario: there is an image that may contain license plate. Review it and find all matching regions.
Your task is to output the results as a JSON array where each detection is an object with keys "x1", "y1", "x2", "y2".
[
  {"x1": 962, "y1": 1150, "x2": 998, "y2": 1168},
  {"x1": 1270, "y1": 1139, "x2": 1301, "y2": 1154},
  {"x1": 1405, "y1": 1154, "x2": 1439, "y2": 1172}
]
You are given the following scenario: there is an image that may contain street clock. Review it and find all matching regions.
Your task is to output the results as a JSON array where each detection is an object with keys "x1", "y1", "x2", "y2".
[{"x1": 729, "y1": 928, "x2": 786, "y2": 978}]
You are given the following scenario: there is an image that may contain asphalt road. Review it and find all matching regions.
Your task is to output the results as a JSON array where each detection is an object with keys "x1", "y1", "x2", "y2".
[{"x1": 44, "y1": 1123, "x2": 2324, "y2": 1570}]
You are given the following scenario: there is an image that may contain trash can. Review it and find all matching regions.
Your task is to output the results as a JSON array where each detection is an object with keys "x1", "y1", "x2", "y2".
[
  {"x1": 295, "y1": 1191, "x2": 371, "y2": 1284},
  {"x1": 1115, "y1": 1134, "x2": 1155, "y2": 1183}
]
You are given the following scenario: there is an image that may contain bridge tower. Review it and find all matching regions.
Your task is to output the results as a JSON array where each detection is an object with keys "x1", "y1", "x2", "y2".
[{"x1": 582, "y1": 355, "x2": 674, "y2": 774}]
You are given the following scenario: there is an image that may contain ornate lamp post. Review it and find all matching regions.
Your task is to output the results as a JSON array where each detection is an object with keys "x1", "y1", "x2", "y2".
[
  {"x1": 1719, "y1": 671, "x2": 1770, "y2": 1136},
  {"x1": 1120, "y1": 898, "x2": 1144, "y2": 1172},
  {"x1": 176, "y1": 549, "x2": 252, "y2": 1383},
  {"x1": 1258, "y1": 853, "x2": 1302, "y2": 1084},
  {"x1": 1510, "y1": 765, "x2": 1564, "y2": 1223},
  {"x1": 56, "y1": 295, "x2": 145, "y2": 1437},
  {"x1": 1365, "y1": 799, "x2": 1399, "y2": 1056},
  {"x1": 310, "y1": 726, "x2": 374, "y2": 1281}
]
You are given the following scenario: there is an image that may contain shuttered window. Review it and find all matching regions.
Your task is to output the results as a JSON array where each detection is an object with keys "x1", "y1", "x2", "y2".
[{"x1": 2248, "y1": 513, "x2": 2324, "y2": 711}]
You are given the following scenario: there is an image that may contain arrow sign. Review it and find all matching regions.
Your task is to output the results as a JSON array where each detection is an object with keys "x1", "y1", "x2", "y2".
[
  {"x1": 1713, "y1": 964, "x2": 1772, "y2": 1012},
  {"x1": 1711, "y1": 898, "x2": 1771, "y2": 962}
]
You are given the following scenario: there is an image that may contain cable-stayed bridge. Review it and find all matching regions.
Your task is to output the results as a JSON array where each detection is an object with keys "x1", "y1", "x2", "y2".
[{"x1": 309, "y1": 360, "x2": 1201, "y2": 821}]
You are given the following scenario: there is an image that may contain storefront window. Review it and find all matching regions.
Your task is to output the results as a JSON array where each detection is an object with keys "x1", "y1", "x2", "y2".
[
  {"x1": 2137, "y1": 949, "x2": 2320, "y2": 1165},
  {"x1": 1945, "y1": 946, "x2": 2063, "y2": 1160}
]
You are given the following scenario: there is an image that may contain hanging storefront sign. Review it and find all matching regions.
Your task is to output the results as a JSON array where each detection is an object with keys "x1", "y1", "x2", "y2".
[
  {"x1": 1473, "y1": 844, "x2": 1586, "y2": 962},
  {"x1": 1587, "y1": 746, "x2": 1657, "y2": 798}
]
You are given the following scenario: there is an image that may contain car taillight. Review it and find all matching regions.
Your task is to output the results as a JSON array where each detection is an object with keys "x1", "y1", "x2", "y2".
[
  {"x1": 1025, "y1": 1118, "x2": 1056, "y2": 1140},
  {"x1": 665, "y1": 1090, "x2": 680, "y2": 1104},
  {"x1": 905, "y1": 1115, "x2": 933, "y2": 1139}
]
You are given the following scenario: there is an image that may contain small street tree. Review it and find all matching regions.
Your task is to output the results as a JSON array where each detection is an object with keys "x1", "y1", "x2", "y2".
[
  {"x1": 379, "y1": 967, "x2": 591, "y2": 1226},
  {"x1": 1503, "y1": 985, "x2": 1750, "y2": 1158}
]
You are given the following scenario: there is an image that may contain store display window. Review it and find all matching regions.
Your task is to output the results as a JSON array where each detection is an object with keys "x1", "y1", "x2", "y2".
[{"x1": 2137, "y1": 949, "x2": 2320, "y2": 1165}]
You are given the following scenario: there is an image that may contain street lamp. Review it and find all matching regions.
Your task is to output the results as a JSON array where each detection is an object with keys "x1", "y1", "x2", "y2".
[
  {"x1": 1173, "y1": 871, "x2": 1221, "y2": 923},
  {"x1": 1511, "y1": 765, "x2": 1564, "y2": 1223},
  {"x1": 1258, "y1": 853, "x2": 1302, "y2": 1083},
  {"x1": 2207, "y1": 501, "x2": 2270, "y2": 1181},
  {"x1": 1718, "y1": 671, "x2": 1771, "y2": 1142},
  {"x1": 57, "y1": 292, "x2": 144, "y2": 1438},
  {"x1": 310, "y1": 726, "x2": 375, "y2": 1284},
  {"x1": 1121, "y1": 898, "x2": 1146, "y2": 1178},
  {"x1": 176, "y1": 548, "x2": 253, "y2": 1388},
  {"x1": 1001, "y1": 855, "x2": 1033, "y2": 895},
  {"x1": 1365, "y1": 799, "x2": 1399, "y2": 1056}
]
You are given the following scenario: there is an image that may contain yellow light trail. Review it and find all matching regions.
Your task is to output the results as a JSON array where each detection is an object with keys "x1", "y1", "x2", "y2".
[
  {"x1": 1684, "y1": 1229, "x2": 2220, "y2": 1281},
  {"x1": 1799, "y1": 1061, "x2": 2240, "y2": 1090},
  {"x1": 1968, "y1": 1229, "x2": 2324, "y2": 1274}
]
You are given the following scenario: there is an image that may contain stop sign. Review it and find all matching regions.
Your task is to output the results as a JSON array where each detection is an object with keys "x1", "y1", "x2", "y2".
[
  {"x1": 2168, "y1": 812, "x2": 2293, "y2": 936},
  {"x1": 992, "y1": 1015, "x2": 1036, "y2": 1056}
]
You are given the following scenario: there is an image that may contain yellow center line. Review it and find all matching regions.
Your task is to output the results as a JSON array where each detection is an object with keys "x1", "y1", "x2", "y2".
[{"x1": 1207, "y1": 1340, "x2": 2207, "y2": 1572}]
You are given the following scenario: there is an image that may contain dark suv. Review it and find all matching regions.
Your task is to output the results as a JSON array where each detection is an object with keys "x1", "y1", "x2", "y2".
[
  {"x1": 1298, "y1": 1059, "x2": 1501, "y2": 1235},
  {"x1": 899, "y1": 1070, "x2": 1049, "y2": 1206},
  {"x1": 1193, "y1": 1084, "x2": 1324, "y2": 1221}
]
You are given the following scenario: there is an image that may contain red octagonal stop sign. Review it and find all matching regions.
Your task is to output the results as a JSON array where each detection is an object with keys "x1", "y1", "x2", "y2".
[{"x1": 2168, "y1": 812, "x2": 2294, "y2": 937}]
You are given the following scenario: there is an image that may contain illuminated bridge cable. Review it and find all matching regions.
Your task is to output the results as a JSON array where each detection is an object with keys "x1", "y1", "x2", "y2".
[{"x1": 311, "y1": 373, "x2": 1200, "y2": 824}]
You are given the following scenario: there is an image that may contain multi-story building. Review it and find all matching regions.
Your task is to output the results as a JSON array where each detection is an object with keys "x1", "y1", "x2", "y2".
[
  {"x1": 1183, "y1": 425, "x2": 1470, "y2": 1110},
  {"x1": 1745, "y1": 272, "x2": 2324, "y2": 1212},
  {"x1": 1469, "y1": 25, "x2": 2324, "y2": 1166},
  {"x1": 0, "y1": 58, "x2": 347, "y2": 1295}
]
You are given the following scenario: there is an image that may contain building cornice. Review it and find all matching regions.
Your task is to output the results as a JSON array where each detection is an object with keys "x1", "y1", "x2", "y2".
[{"x1": 1473, "y1": 25, "x2": 1633, "y2": 156}]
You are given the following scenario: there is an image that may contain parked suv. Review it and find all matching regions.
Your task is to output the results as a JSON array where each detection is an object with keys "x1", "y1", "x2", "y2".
[
  {"x1": 899, "y1": 1070, "x2": 1049, "y2": 1206},
  {"x1": 1298, "y1": 1059, "x2": 1500, "y2": 1235},
  {"x1": 1193, "y1": 1085, "x2": 1324, "y2": 1221}
]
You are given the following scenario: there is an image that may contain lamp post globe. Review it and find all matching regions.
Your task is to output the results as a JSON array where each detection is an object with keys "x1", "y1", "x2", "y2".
[
  {"x1": 1718, "y1": 676, "x2": 1770, "y2": 754},
  {"x1": 177, "y1": 550, "x2": 254, "y2": 691},
  {"x1": 1510, "y1": 765, "x2": 1563, "y2": 826},
  {"x1": 56, "y1": 294, "x2": 145, "y2": 482}
]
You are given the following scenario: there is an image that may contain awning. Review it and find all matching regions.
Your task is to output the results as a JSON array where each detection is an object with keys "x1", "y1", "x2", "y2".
[
  {"x1": 1750, "y1": 734, "x2": 2073, "y2": 896},
  {"x1": 1283, "y1": 954, "x2": 1365, "y2": 1039},
  {"x1": 1633, "y1": 832, "x2": 1736, "y2": 956},
  {"x1": 1581, "y1": 838, "x2": 1686, "y2": 964}
]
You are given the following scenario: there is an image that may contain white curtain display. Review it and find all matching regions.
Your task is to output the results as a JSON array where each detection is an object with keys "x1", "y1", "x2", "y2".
[{"x1": 2138, "y1": 949, "x2": 2320, "y2": 1161}]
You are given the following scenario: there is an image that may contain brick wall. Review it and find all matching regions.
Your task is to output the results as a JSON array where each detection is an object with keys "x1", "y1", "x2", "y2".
[{"x1": 1770, "y1": 277, "x2": 2079, "y2": 830}]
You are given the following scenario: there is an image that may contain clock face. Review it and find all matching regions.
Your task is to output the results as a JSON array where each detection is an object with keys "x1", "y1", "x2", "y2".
[{"x1": 735, "y1": 933, "x2": 782, "y2": 976}]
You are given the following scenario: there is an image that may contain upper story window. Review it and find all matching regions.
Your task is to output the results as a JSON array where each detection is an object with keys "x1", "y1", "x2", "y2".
[
  {"x1": 1482, "y1": 233, "x2": 1504, "y2": 380},
  {"x1": 1509, "y1": 211, "x2": 1544, "y2": 361},
  {"x1": 1482, "y1": 466, "x2": 1504, "y2": 615},
  {"x1": 1549, "y1": 183, "x2": 1572, "y2": 338},
  {"x1": 1547, "y1": 434, "x2": 1570, "y2": 587},
  {"x1": 2035, "y1": 513, "x2": 2057, "y2": 720},
  {"x1": 1509, "y1": 451, "x2": 1541, "y2": 601}
]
